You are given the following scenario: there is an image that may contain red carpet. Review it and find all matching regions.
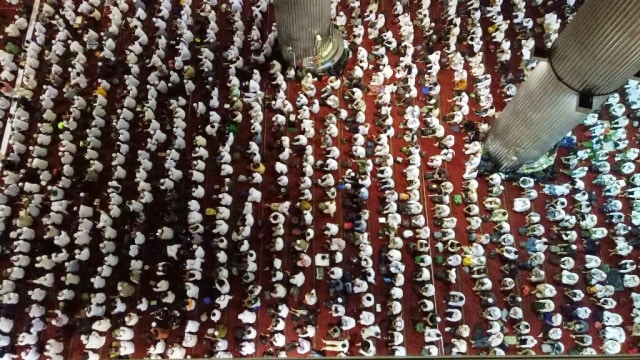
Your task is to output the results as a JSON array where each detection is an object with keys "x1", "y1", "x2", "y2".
[{"x1": 1, "y1": 0, "x2": 639, "y2": 358}]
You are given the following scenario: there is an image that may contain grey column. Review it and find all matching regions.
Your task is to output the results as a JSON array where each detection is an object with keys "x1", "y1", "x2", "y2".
[
  {"x1": 550, "y1": 0, "x2": 640, "y2": 95},
  {"x1": 484, "y1": 0, "x2": 640, "y2": 171},
  {"x1": 273, "y1": 0, "x2": 344, "y2": 73},
  {"x1": 483, "y1": 61, "x2": 585, "y2": 169}
]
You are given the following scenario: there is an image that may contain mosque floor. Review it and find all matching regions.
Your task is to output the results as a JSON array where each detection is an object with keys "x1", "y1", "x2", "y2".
[{"x1": 1, "y1": 0, "x2": 639, "y2": 359}]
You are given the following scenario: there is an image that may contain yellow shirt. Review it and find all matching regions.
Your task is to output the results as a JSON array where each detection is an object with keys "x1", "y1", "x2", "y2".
[{"x1": 94, "y1": 87, "x2": 107, "y2": 97}]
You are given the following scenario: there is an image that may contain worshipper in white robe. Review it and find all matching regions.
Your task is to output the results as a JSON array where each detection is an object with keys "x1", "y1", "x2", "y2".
[{"x1": 81, "y1": 332, "x2": 106, "y2": 349}]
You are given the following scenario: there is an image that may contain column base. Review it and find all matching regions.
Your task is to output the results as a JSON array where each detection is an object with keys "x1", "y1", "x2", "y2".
[
  {"x1": 299, "y1": 30, "x2": 347, "y2": 76},
  {"x1": 481, "y1": 147, "x2": 559, "y2": 177}
]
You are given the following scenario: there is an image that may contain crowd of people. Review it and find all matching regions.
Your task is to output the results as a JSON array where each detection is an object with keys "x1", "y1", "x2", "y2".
[{"x1": 0, "y1": 0, "x2": 639, "y2": 358}]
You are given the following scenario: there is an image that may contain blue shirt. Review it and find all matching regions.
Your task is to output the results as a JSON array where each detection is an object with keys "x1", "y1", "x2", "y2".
[{"x1": 358, "y1": 188, "x2": 369, "y2": 200}]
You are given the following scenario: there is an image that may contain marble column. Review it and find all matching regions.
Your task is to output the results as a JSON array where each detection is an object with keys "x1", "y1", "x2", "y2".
[
  {"x1": 550, "y1": 0, "x2": 640, "y2": 95},
  {"x1": 484, "y1": 0, "x2": 640, "y2": 171},
  {"x1": 273, "y1": 0, "x2": 345, "y2": 74},
  {"x1": 483, "y1": 61, "x2": 585, "y2": 170}
]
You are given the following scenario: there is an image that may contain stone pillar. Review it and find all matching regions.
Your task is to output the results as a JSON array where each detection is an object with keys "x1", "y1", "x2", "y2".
[
  {"x1": 550, "y1": 0, "x2": 640, "y2": 95},
  {"x1": 483, "y1": 61, "x2": 585, "y2": 169},
  {"x1": 484, "y1": 0, "x2": 640, "y2": 171},
  {"x1": 273, "y1": 0, "x2": 345, "y2": 74}
]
